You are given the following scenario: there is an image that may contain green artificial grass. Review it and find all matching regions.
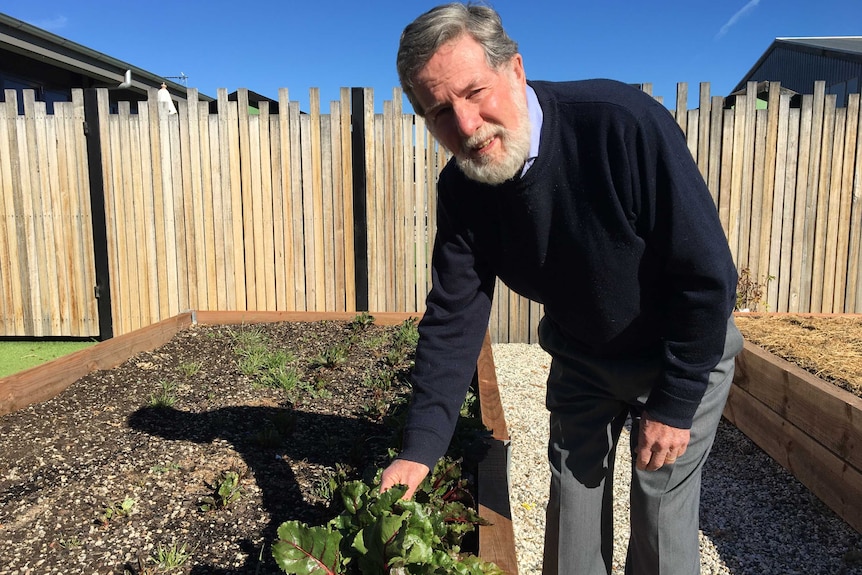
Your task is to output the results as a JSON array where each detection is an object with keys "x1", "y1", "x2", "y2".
[{"x1": 0, "y1": 340, "x2": 97, "y2": 378}]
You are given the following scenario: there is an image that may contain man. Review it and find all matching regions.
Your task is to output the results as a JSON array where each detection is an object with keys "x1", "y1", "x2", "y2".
[{"x1": 381, "y1": 4, "x2": 743, "y2": 574}]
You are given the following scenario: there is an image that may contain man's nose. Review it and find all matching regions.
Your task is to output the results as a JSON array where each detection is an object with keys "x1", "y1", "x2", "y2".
[{"x1": 454, "y1": 103, "x2": 482, "y2": 137}]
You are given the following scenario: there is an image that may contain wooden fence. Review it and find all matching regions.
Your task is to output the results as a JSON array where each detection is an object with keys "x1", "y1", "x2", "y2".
[{"x1": 1, "y1": 81, "x2": 861, "y2": 342}]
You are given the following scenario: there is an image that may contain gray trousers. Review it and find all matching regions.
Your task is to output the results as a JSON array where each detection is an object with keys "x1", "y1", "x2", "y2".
[{"x1": 539, "y1": 316, "x2": 743, "y2": 575}]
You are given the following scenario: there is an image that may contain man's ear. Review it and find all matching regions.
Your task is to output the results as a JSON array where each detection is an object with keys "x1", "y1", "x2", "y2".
[{"x1": 510, "y1": 53, "x2": 526, "y2": 85}]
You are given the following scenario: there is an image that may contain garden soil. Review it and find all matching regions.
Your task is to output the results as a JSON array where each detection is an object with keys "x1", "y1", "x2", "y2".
[{"x1": 0, "y1": 319, "x2": 424, "y2": 574}]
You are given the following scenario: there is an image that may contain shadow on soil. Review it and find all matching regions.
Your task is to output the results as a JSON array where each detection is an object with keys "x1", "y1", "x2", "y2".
[{"x1": 127, "y1": 404, "x2": 396, "y2": 574}]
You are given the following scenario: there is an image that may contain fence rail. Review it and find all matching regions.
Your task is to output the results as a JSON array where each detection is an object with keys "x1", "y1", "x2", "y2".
[{"x1": 1, "y1": 81, "x2": 860, "y2": 342}]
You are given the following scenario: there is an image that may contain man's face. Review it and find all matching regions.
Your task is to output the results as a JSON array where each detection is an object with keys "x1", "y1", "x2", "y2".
[{"x1": 413, "y1": 34, "x2": 531, "y2": 185}]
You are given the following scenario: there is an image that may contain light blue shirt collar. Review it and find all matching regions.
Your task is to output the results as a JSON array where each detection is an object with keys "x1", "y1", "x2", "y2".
[{"x1": 522, "y1": 83, "x2": 543, "y2": 176}]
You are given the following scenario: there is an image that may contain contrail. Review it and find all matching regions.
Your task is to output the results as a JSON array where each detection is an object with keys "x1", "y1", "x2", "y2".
[{"x1": 716, "y1": 0, "x2": 762, "y2": 39}]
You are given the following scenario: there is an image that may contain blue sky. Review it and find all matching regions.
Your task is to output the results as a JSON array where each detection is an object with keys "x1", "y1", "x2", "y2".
[{"x1": 2, "y1": 0, "x2": 861, "y2": 112}]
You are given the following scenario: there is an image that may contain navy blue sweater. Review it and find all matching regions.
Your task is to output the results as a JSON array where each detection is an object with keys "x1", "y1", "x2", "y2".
[{"x1": 400, "y1": 79, "x2": 737, "y2": 469}]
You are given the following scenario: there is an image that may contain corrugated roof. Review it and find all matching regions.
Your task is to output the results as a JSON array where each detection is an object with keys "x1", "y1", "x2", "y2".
[
  {"x1": 732, "y1": 36, "x2": 862, "y2": 97},
  {"x1": 776, "y1": 37, "x2": 862, "y2": 57}
]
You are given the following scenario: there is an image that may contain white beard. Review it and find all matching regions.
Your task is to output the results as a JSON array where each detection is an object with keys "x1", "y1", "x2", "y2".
[{"x1": 455, "y1": 82, "x2": 531, "y2": 185}]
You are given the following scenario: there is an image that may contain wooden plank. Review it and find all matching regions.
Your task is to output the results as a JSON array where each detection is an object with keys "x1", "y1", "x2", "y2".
[
  {"x1": 277, "y1": 90, "x2": 296, "y2": 311},
  {"x1": 413, "y1": 115, "x2": 428, "y2": 311},
  {"x1": 776, "y1": 103, "x2": 798, "y2": 312},
  {"x1": 0, "y1": 94, "x2": 20, "y2": 335},
  {"x1": 146, "y1": 88, "x2": 170, "y2": 319},
  {"x1": 757, "y1": 83, "x2": 781, "y2": 306},
  {"x1": 0, "y1": 312, "x2": 194, "y2": 416},
  {"x1": 789, "y1": 96, "x2": 814, "y2": 312},
  {"x1": 811, "y1": 95, "x2": 837, "y2": 312},
  {"x1": 258, "y1": 101, "x2": 277, "y2": 310},
  {"x1": 320, "y1": 112, "x2": 337, "y2": 311},
  {"x1": 310, "y1": 89, "x2": 326, "y2": 311},
  {"x1": 476, "y1": 330, "x2": 518, "y2": 574},
  {"x1": 329, "y1": 102, "x2": 346, "y2": 312},
  {"x1": 236, "y1": 89, "x2": 257, "y2": 310},
  {"x1": 225, "y1": 92, "x2": 246, "y2": 309},
  {"x1": 822, "y1": 105, "x2": 845, "y2": 312},
  {"x1": 382, "y1": 100, "x2": 396, "y2": 311},
  {"x1": 723, "y1": 383, "x2": 862, "y2": 535},
  {"x1": 834, "y1": 94, "x2": 859, "y2": 312},
  {"x1": 300, "y1": 112, "x2": 317, "y2": 309},
  {"x1": 768, "y1": 93, "x2": 790, "y2": 311},
  {"x1": 339, "y1": 88, "x2": 356, "y2": 312},
  {"x1": 186, "y1": 91, "x2": 209, "y2": 311},
  {"x1": 196, "y1": 101, "x2": 219, "y2": 310},
  {"x1": 849, "y1": 93, "x2": 862, "y2": 312},
  {"x1": 800, "y1": 84, "x2": 827, "y2": 311},
  {"x1": 746, "y1": 109, "x2": 767, "y2": 277},
  {"x1": 71, "y1": 90, "x2": 98, "y2": 336},
  {"x1": 137, "y1": 101, "x2": 160, "y2": 326},
  {"x1": 696, "y1": 83, "x2": 711, "y2": 178},
  {"x1": 707, "y1": 96, "x2": 724, "y2": 207},
  {"x1": 288, "y1": 99, "x2": 305, "y2": 310},
  {"x1": 732, "y1": 341, "x2": 862, "y2": 471}
]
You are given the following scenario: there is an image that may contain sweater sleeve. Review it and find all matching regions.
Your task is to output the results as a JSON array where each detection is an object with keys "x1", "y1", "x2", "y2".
[
  {"x1": 397, "y1": 176, "x2": 496, "y2": 469},
  {"x1": 636, "y1": 104, "x2": 738, "y2": 428}
]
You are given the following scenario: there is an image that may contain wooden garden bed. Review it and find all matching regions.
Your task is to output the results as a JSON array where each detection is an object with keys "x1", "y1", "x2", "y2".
[
  {"x1": 727, "y1": 314, "x2": 862, "y2": 534},
  {"x1": 0, "y1": 310, "x2": 518, "y2": 573}
]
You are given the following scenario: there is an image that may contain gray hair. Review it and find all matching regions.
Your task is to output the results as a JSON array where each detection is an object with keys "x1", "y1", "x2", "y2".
[{"x1": 396, "y1": 3, "x2": 519, "y2": 115}]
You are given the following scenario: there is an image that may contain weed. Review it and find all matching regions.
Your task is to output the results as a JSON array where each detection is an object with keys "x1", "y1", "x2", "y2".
[
  {"x1": 309, "y1": 343, "x2": 349, "y2": 369},
  {"x1": 57, "y1": 536, "x2": 81, "y2": 549},
  {"x1": 150, "y1": 462, "x2": 181, "y2": 474},
  {"x1": 99, "y1": 496, "x2": 136, "y2": 524},
  {"x1": 151, "y1": 540, "x2": 192, "y2": 571},
  {"x1": 178, "y1": 360, "x2": 203, "y2": 377},
  {"x1": 736, "y1": 267, "x2": 773, "y2": 311},
  {"x1": 200, "y1": 470, "x2": 243, "y2": 511},
  {"x1": 148, "y1": 381, "x2": 178, "y2": 408},
  {"x1": 349, "y1": 311, "x2": 375, "y2": 330}
]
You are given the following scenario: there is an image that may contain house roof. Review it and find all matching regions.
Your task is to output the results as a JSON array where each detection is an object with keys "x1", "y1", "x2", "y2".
[
  {"x1": 733, "y1": 36, "x2": 862, "y2": 95},
  {"x1": 0, "y1": 11, "x2": 213, "y2": 102}
]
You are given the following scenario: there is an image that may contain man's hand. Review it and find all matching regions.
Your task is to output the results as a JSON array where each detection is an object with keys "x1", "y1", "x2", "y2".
[
  {"x1": 635, "y1": 412, "x2": 690, "y2": 471},
  {"x1": 380, "y1": 459, "x2": 430, "y2": 500}
]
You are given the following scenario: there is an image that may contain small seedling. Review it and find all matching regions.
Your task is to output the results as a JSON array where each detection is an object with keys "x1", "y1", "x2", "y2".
[
  {"x1": 200, "y1": 470, "x2": 243, "y2": 511},
  {"x1": 148, "y1": 380, "x2": 178, "y2": 408},
  {"x1": 150, "y1": 462, "x2": 181, "y2": 474},
  {"x1": 57, "y1": 536, "x2": 81, "y2": 549},
  {"x1": 349, "y1": 311, "x2": 375, "y2": 330},
  {"x1": 178, "y1": 360, "x2": 203, "y2": 377},
  {"x1": 99, "y1": 496, "x2": 136, "y2": 524},
  {"x1": 309, "y1": 343, "x2": 349, "y2": 368},
  {"x1": 151, "y1": 540, "x2": 192, "y2": 571}
]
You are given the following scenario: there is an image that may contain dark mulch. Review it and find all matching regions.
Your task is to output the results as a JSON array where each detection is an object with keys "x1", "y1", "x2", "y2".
[{"x1": 0, "y1": 319, "x2": 419, "y2": 574}]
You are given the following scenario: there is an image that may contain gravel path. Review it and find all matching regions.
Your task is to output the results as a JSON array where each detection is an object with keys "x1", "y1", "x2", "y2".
[{"x1": 491, "y1": 343, "x2": 862, "y2": 575}]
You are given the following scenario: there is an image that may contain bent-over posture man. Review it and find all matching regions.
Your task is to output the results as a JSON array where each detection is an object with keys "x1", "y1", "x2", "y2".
[{"x1": 381, "y1": 4, "x2": 743, "y2": 574}]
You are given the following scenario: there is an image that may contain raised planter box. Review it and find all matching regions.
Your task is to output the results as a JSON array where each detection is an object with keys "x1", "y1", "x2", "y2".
[
  {"x1": 0, "y1": 310, "x2": 519, "y2": 573},
  {"x1": 726, "y1": 338, "x2": 862, "y2": 534}
]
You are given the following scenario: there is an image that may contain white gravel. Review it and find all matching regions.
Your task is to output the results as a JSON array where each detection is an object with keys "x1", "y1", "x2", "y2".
[{"x1": 491, "y1": 343, "x2": 862, "y2": 575}]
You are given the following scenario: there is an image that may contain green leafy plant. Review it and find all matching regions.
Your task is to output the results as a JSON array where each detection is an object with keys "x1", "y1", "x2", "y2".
[
  {"x1": 310, "y1": 343, "x2": 350, "y2": 369},
  {"x1": 200, "y1": 470, "x2": 244, "y2": 511},
  {"x1": 350, "y1": 312, "x2": 375, "y2": 330},
  {"x1": 99, "y1": 496, "x2": 136, "y2": 525},
  {"x1": 271, "y1": 458, "x2": 502, "y2": 575}
]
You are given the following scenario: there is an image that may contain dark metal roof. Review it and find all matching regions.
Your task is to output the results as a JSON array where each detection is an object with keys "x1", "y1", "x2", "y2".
[
  {"x1": 732, "y1": 36, "x2": 862, "y2": 101},
  {"x1": 777, "y1": 37, "x2": 862, "y2": 57},
  {"x1": 0, "y1": 11, "x2": 213, "y2": 102}
]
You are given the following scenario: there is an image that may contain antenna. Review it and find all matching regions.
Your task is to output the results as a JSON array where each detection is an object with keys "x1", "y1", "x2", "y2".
[{"x1": 163, "y1": 73, "x2": 189, "y2": 87}]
